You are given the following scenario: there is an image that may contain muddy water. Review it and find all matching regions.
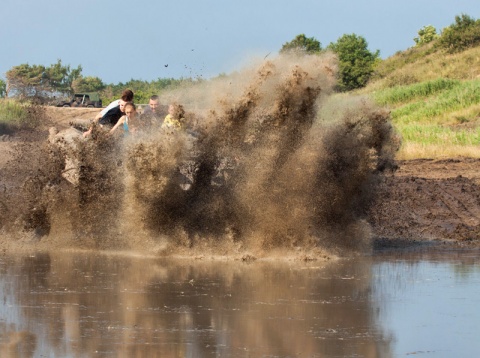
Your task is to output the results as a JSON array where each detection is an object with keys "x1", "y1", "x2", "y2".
[{"x1": 0, "y1": 249, "x2": 479, "y2": 357}]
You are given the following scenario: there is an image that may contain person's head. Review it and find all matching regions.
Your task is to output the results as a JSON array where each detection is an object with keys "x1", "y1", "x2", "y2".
[
  {"x1": 168, "y1": 103, "x2": 175, "y2": 116},
  {"x1": 168, "y1": 103, "x2": 185, "y2": 120},
  {"x1": 149, "y1": 95, "x2": 160, "y2": 113},
  {"x1": 121, "y1": 89, "x2": 134, "y2": 102},
  {"x1": 119, "y1": 99, "x2": 127, "y2": 113},
  {"x1": 124, "y1": 102, "x2": 136, "y2": 117}
]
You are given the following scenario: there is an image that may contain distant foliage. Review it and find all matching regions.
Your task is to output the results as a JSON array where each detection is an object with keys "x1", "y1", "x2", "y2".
[
  {"x1": 438, "y1": 14, "x2": 480, "y2": 53},
  {"x1": 101, "y1": 77, "x2": 201, "y2": 104},
  {"x1": 72, "y1": 76, "x2": 105, "y2": 93},
  {"x1": 5, "y1": 60, "x2": 82, "y2": 101},
  {"x1": 280, "y1": 34, "x2": 322, "y2": 54},
  {"x1": 0, "y1": 79, "x2": 5, "y2": 98},
  {"x1": 6, "y1": 63, "x2": 45, "y2": 99},
  {"x1": 414, "y1": 25, "x2": 439, "y2": 46},
  {"x1": 4, "y1": 59, "x2": 200, "y2": 105},
  {"x1": 328, "y1": 34, "x2": 380, "y2": 91},
  {"x1": 46, "y1": 60, "x2": 82, "y2": 94}
]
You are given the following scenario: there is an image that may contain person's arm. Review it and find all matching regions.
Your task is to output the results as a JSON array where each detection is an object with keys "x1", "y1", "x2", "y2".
[
  {"x1": 109, "y1": 116, "x2": 125, "y2": 134},
  {"x1": 82, "y1": 127, "x2": 92, "y2": 138}
]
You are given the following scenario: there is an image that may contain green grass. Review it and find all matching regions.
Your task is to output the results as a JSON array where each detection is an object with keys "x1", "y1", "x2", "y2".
[
  {"x1": 0, "y1": 100, "x2": 28, "y2": 122},
  {"x1": 0, "y1": 99, "x2": 41, "y2": 134},
  {"x1": 400, "y1": 124, "x2": 480, "y2": 145},
  {"x1": 374, "y1": 79, "x2": 480, "y2": 125},
  {"x1": 373, "y1": 78, "x2": 461, "y2": 106},
  {"x1": 368, "y1": 77, "x2": 480, "y2": 158}
]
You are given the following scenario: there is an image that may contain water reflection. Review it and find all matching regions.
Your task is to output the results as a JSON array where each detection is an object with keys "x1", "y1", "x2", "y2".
[
  {"x1": 0, "y1": 249, "x2": 479, "y2": 357},
  {"x1": 371, "y1": 249, "x2": 480, "y2": 357}
]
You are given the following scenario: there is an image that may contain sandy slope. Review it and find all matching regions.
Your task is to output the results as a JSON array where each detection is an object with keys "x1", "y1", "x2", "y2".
[{"x1": 45, "y1": 106, "x2": 99, "y2": 130}]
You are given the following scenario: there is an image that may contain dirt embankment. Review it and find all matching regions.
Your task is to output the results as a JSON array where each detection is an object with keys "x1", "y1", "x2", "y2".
[
  {"x1": 369, "y1": 158, "x2": 480, "y2": 248},
  {"x1": 0, "y1": 107, "x2": 98, "y2": 166}
]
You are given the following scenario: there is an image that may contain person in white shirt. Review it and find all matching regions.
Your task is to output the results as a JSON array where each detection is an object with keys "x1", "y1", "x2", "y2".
[
  {"x1": 94, "y1": 89, "x2": 134, "y2": 121},
  {"x1": 83, "y1": 89, "x2": 134, "y2": 137}
]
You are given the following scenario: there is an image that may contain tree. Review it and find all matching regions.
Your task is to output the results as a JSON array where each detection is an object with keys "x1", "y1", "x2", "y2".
[
  {"x1": 6, "y1": 60, "x2": 83, "y2": 100},
  {"x1": 414, "y1": 25, "x2": 439, "y2": 46},
  {"x1": 67, "y1": 65, "x2": 82, "y2": 90},
  {"x1": 45, "y1": 59, "x2": 82, "y2": 94},
  {"x1": 328, "y1": 34, "x2": 380, "y2": 91},
  {"x1": 6, "y1": 63, "x2": 46, "y2": 99},
  {"x1": 72, "y1": 76, "x2": 105, "y2": 93},
  {"x1": 100, "y1": 77, "x2": 194, "y2": 104},
  {"x1": 280, "y1": 34, "x2": 322, "y2": 54},
  {"x1": 439, "y1": 14, "x2": 480, "y2": 53},
  {"x1": 449, "y1": 13, "x2": 477, "y2": 31},
  {"x1": 0, "y1": 79, "x2": 6, "y2": 98}
]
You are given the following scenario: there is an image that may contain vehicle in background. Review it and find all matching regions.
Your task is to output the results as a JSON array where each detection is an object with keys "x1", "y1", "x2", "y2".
[{"x1": 56, "y1": 93, "x2": 102, "y2": 108}]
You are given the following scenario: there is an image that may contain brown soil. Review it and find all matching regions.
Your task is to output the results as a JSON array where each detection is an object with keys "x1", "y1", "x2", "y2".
[
  {"x1": 369, "y1": 158, "x2": 480, "y2": 249},
  {"x1": 0, "y1": 107, "x2": 98, "y2": 165},
  {"x1": 44, "y1": 106, "x2": 99, "y2": 130}
]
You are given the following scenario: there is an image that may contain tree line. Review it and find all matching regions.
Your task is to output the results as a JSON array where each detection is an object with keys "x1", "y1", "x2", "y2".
[
  {"x1": 0, "y1": 60, "x2": 194, "y2": 105},
  {"x1": 1, "y1": 13, "x2": 478, "y2": 103}
]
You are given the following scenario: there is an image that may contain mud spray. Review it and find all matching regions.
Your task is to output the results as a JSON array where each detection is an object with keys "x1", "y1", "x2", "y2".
[{"x1": 0, "y1": 53, "x2": 399, "y2": 258}]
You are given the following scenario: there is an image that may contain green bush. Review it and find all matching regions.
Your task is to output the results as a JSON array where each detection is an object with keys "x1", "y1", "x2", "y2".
[
  {"x1": 414, "y1": 25, "x2": 439, "y2": 46},
  {"x1": 438, "y1": 14, "x2": 480, "y2": 53}
]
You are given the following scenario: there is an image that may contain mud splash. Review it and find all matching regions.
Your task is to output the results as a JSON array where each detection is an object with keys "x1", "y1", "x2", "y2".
[{"x1": 0, "y1": 53, "x2": 399, "y2": 257}]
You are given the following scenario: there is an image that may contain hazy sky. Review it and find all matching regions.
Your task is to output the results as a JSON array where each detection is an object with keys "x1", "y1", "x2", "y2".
[{"x1": 2, "y1": 0, "x2": 479, "y2": 84}]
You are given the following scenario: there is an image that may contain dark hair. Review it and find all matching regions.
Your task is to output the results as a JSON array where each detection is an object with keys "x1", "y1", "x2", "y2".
[
  {"x1": 121, "y1": 89, "x2": 134, "y2": 102},
  {"x1": 150, "y1": 95, "x2": 159, "y2": 101},
  {"x1": 124, "y1": 101, "x2": 136, "y2": 110}
]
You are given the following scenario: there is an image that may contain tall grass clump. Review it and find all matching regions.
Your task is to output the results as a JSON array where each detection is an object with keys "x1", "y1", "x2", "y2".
[
  {"x1": 382, "y1": 79, "x2": 480, "y2": 125},
  {"x1": 0, "y1": 99, "x2": 41, "y2": 134},
  {"x1": 370, "y1": 78, "x2": 480, "y2": 158},
  {"x1": 397, "y1": 124, "x2": 480, "y2": 159},
  {"x1": 401, "y1": 124, "x2": 480, "y2": 145},
  {"x1": 373, "y1": 78, "x2": 460, "y2": 105}
]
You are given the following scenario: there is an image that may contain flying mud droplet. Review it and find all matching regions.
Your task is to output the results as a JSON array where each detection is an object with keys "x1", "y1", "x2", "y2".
[{"x1": 0, "y1": 52, "x2": 399, "y2": 257}]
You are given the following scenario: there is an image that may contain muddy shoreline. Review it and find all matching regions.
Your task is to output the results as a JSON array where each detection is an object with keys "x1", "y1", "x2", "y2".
[{"x1": 369, "y1": 158, "x2": 480, "y2": 250}]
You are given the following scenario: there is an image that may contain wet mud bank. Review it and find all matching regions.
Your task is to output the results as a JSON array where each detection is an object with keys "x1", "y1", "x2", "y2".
[{"x1": 369, "y1": 158, "x2": 480, "y2": 250}]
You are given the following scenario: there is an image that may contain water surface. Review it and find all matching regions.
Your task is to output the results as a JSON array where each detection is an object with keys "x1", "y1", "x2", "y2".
[{"x1": 0, "y1": 249, "x2": 479, "y2": 357}]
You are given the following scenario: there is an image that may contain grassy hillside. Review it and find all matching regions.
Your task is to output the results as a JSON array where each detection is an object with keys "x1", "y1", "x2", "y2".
[{"x1": 361, "y1": 44, "x2": 480, "y2": 159}]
